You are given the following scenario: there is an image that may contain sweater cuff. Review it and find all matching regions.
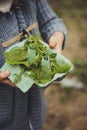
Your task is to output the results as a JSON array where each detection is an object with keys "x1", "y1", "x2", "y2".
[
  {"x1": 40, "y1": 18, "x2": 67, "y2": 49},
  {"x1": 36, "y1": 0, "x2": 67, "y2": 48}
]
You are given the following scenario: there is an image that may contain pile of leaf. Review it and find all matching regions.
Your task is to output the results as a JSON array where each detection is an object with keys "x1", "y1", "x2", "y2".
[{"x1": 4, "y1": 35, "x2": 71, "y2": 85}]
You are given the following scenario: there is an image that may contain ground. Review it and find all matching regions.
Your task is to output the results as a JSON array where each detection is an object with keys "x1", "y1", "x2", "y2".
[{"x1": 41, "y1": 0, "x2": 87, "y2": 130}]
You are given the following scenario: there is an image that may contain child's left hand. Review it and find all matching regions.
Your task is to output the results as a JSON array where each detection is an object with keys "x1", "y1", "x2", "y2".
[{"x1": 48, "y1": 32, "x2": 64, "y2": 54}]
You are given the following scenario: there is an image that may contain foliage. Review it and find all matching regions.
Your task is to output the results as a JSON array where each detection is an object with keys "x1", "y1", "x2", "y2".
[{"x1": 4, "y1": 35, "x2": 71, "y2": 84}]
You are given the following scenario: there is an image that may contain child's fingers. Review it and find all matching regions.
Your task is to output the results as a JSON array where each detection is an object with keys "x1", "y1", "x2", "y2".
[
  {"x1": 48, "y1": 36, "x2": 57, "y2": 48},
  {"x1": 48, "y1": 32, "x2": 64, "y2": 53},
  {"x1": 0, "y1": 71, "x2": 10, "y2": 81},
  {"x1": 48, "y1": 32, "x2": 60, "y2": 48}
]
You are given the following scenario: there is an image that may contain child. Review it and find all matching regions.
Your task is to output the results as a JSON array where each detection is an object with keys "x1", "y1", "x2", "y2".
[{"x1": 0, "y1": 0, "x2": 67, "y2": 130}]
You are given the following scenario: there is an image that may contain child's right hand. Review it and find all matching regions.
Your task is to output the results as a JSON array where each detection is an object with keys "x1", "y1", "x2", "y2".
[{"x1": 0, "y1": 71, "x2": 15, "y2": 87}]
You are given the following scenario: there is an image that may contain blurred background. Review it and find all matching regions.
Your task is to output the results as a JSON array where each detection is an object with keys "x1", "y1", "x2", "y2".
[{"x1": 41, "y1": 0, "x2": 87, "y2": 130}]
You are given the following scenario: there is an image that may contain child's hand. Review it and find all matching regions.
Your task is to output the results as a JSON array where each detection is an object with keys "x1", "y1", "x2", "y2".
[
  {"x1": 0, "y1": 71, "x2": 15, "y2": 87},
  {"x1": 48, "y1": 32, "x2": 64, "y2": 54}
]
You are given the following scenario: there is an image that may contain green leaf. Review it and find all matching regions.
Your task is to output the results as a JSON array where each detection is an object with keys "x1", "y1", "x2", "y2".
[{"x1": 1, "y1": 35, "x2": 73, "y2": 92}]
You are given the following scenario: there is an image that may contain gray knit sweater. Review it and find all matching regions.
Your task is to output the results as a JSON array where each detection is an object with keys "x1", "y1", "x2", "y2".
[{"x1": 0, "y1": 0, "x2": 67, "y2": 130}]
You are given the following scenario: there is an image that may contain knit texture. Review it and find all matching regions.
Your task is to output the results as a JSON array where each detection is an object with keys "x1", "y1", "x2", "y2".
[{"x1": 0, "y1": 0, "x2": 67, "y2": 130}]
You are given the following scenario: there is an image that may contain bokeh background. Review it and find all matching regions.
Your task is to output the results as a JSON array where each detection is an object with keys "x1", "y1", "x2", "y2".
[{"x1": 41, "y1": 0, "x2": 87, "y2": 130}]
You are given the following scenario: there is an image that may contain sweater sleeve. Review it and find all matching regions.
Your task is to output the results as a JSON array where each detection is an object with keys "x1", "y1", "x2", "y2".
[
  {"x1": 36, "y1": 0, "x2": 67, "y2": 48},
  {"x1": 0, "y1": 44, "x2": 5, "y2": 68}
]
